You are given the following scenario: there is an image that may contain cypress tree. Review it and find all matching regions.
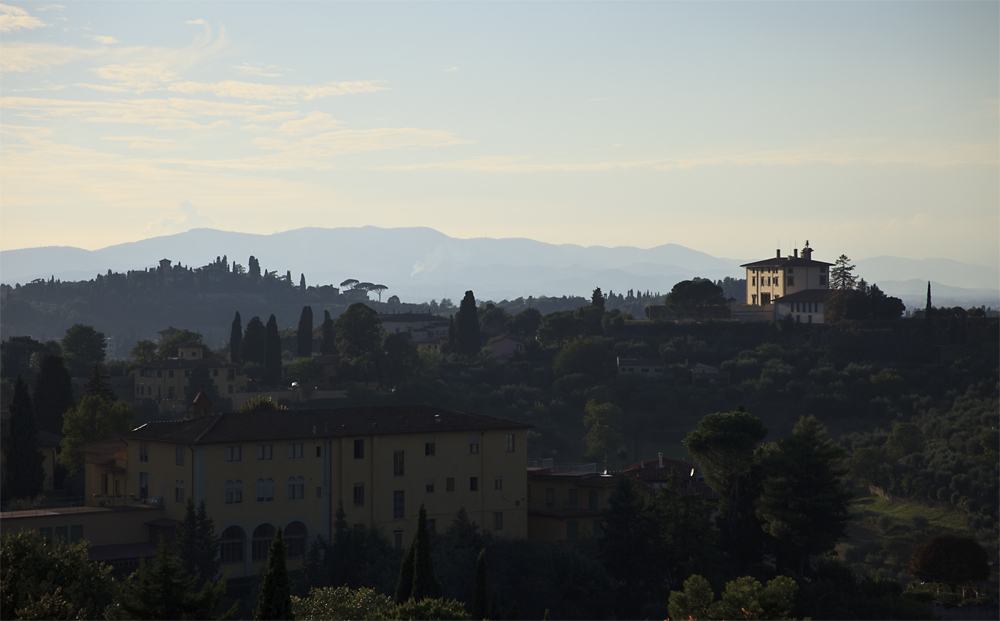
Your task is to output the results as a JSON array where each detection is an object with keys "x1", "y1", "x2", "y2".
[
  {"x1": 2, "y1": 375, "x2": 44, "y2": 499},
  {"x1": 456, "y1": 291, "x2": 481, "y2": 358},
  {"x1": 394, "y1": 544, "x2": 415, "y2": 604},
  {"x1": 299, "y1": 274, "x2": 306, "y2": 291},
  {"x1": 244, "y1": 316, "x2": 266, "y2": 366},
  {"x1": 230, "y1": 311, "x2": 243, "y2": 365},
  {"x1": 447, "y1": 315, "x2": 456, "y2": 351},
  {"x1": 472, "y1": 548, "x2": 488, "y2": 620},
  {"x1": 297, "y1": 306, "x2": 313, "y2": 358},
  {"x1": 114, "y1": 539, "x2": 227, "y2": 620},
  {"x1": 176, "y1": 499, "x2": 220, "y2": 588},
  {"x1": 83, "y1": 364, "x2": 117, "y2": 403},
  {"x1": 263, "y1": 314, "x2": 282, "y2": 386},
  {"x1": 925, "y1": 281, "x2": 933, "y2": 328},
  {"x1": 410, "y1": 504, "x2": 442, "y2": 601},
  {"x1": 33, "y1": 354, "x2": 74, "y2": 435},
  {"x1": 255, "y1": 527, "x2": 292, "y2": 620},
  {"x1": 320, "y1": 311, "x2": 336, "y2": 355}
]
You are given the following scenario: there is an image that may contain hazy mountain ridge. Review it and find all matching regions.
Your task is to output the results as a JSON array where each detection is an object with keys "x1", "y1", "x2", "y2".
[{"x1": 2, "y1": 226, "x2": 996, "y2": 308}]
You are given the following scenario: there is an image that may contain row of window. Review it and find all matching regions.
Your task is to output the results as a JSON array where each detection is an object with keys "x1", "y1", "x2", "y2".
[
  {"x1": 39, "y1": 524, "x2": 84, "y2": 544},
  {"x1": 220, "y1": 522, "x2": 307, "y2": 563},
  {"x1": 223, "y1": 477, "x2": 310, "y2": 503},
  {"x1": 139, "y1": 368, "x2": 235, "y2": 379},
  {"x1": 142, "y1": 434, "x2": 516, "y2": 468},
  {"x1": 136, "y1": 384, "x2": 235, "y2": 397}
]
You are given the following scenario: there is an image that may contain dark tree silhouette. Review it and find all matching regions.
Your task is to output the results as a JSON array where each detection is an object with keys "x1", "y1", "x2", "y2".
[
  {"x1": 263, "y1": 315, "x2": 282, "y2": 386},
  {"x1": 230, "y1": 311, "x2": 242, "y2": 365},
  {"x1": 33, "y1": 355, "x2": 74, "y2": 435},
  {"x1": 2, "y1": 376, "x2": 44, "y2": 499},
  {"x1": 456, "y1": 291, "x2": 481, "y2": 358},
  {"x1": 909, "y1": 534, "x2": 990, "y2": 590},
  {"x1": 297, "y1": 306, "x2": 313, "y2": 358},
  {"x1": 244, "y1": 316, "x2": 266, "y2": 366}
]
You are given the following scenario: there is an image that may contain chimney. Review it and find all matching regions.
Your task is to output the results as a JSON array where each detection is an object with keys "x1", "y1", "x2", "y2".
[
  {"x1": 776, "y1": 249, "x2": 781, "y2": 258},
  {"x1": 802, "y1": 241, "x2": 812, "y2": 261},
  {"x1": 658, "y1": 452, "x2": 664, "y2": 468},
  {"x1": 794, "y1": 249, "x2": 799, "y2": 258}
]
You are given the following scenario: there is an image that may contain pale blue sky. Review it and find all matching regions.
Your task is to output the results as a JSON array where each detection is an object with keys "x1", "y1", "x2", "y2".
[{"x1": 2, "y1": 1, "x2": 997, "y2": 265}]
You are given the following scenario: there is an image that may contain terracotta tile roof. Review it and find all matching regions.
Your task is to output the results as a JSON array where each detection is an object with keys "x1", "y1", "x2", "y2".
[
  {"x1": 740, "y1": 256, "x2": 833, "y2": 268},
  {"x1": 79, "y1": 437, "x2": 126, "y2": 455},
  {"x1": 123, "y1": 406, "x2": 530, "y2": 445}
]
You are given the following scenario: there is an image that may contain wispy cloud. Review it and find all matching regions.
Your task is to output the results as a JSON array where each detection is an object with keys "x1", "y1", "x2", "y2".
[
  {"x1": 92, "y1": 35, "x2": 118, "y2": 44},
  {"x1": 184, "y1": 19, "x2": 206, "y2": 25},
  {"x1": 276, "y1": 111, "x2": 340, "y2": 135},
  {"x1": 168, "y1": 79, "x2": 386, "y2": 102},
  {"x1": 445, "y1": 66, "x2": 458, "y2": 72},
  {"x1": 91, "y1": 63, "x2": 177, "y2": 91},
  {"x1": 101, "y1": 135, "x2": 177, "y2": 151},
  {"x1": 234, "y1": 62, "x2": 292, "y2": 78},
  {"x1": 0, "y1": 4, "x2": 48, "y2": 32},
  {"x1": 146, "y1": 199, "x2": 214, "y2": 234}
]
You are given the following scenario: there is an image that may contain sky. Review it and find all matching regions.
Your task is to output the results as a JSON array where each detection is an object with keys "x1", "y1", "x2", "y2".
[{"x1": 1, "y1": 1, "x2": 997, "y2": 266}]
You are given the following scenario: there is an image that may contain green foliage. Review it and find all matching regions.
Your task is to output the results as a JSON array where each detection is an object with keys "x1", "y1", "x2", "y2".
[
  {"x1": 335, "y1": 303, "x2": 385, "y2": 379},
  {"x1": 1, "y1": 336, "x2": 43, "y2": 381},
  {"x1": 668, "y1": 574, "x2": 798, "y2": 621},
  {"x1": 667, "y1": 574, "x2": 715, "y2": 621},
  {"x1": 510, "y1": 307, "x2": 541, "y2": 339},
  {"x1": 2, "y1": 375, "x2": 45, "y2": 499},
  {"x1": 884, "y1": 422, "x2": 925, "y2": 459},
  {"x1": 61, "y1": 324, "x2": 106, "y2": 376},
  {"x1": 131, "y1": 339, "x2": 158, "y2": 364},
  {"x1": 456, "y1": 291, "x2": 481, "y2": 358},
  {"x1": 552, "y1": 337, "x2": 615, "y2": 379},
  {"x1": 582, "y1": 399, "x2": 624, "y2": 464},
  {"x1": 292, "y1": 586, "x2": 396, "y2": 620},
  {"x1": 1, "y1": 529, "x2": 115, "y2": 620},
  {"x1": 244, "y1": 316, "x2": 267, "y2": 366},
  {"x1": 756, "y1": 415, "x2": 851, "y2": 573},
  {"x1": 255, "y1": 527, "x2": 293, "y2": 620},
  {"x1": 381, "y1": 332, "x2": 420, "y2": 388},
  {"x1": 175, "y1": 499, "x2": 220, "y2": 588},
  {"x1": 394, "y1": 543, "x2": 415, "y2": 604},
  {"x1": 238, "y1": 395, "x2": 288, "y2": 413},
  {"x1": 654, "y1": 469, "x2": 720, "y2": 585},
  {"x1": 185, "y1": 362, "x2": 227, "y2": 409},
  {"x1": 59, "y1": 393, "x2": 134, "y2": 474},
  {"x1": 664, "y1": 279, "x2": 726, "y2": 316},
  {"x1": 410, "y1": 504, "x2": 442, "y2": 601},
  {"x1": 108, "y1": 540, "x2": 227, "y2": 620},
  {"x1": 156, "y1": 328, "x2": 204, "y2": 360},
  {"x1": 297, "y1": 306, "x2": 314, "y2": 358},
  {"x1": 536, "y1": 310, "x2": 581, "y2": 347},
  {"x1": 286, "y1": 357, "x2": 324, "y2": 390},
  {"x1": 830, "y1": 254, "x2": 857, "y2": 290},
  {"x1": 472, "y1": 549, "x2": 487, "y2": 620},
  {"x1": 230, "y1": 312, "x2": 243, "y2": 365},
  {"x1": 263, "y1": 314, "x2": 282, "y2": 386},
  {"x1": 320, "y1": 310, "x2": 337, "y2": 355},
  {"x1": 84, "y1": 363, "x2": 118, "y2": 403},
  {"x1": 393, "y1": 597, "x2": 471, "y2": 620},
  {"x1": 599, "y1": 477, "x2": 661, "y2": 616}
]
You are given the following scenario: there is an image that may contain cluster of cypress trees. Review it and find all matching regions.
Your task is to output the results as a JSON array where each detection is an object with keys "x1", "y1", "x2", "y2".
[{"x1": 228, "y1": 312, "x2": 283, "y2": 386}]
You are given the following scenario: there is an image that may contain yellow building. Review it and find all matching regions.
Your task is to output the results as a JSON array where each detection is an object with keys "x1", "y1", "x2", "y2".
[
  {"x1": 526, "y1": 461, "x2": 619, "y2": 542},
  {"x1": 133, "y1": 345, "x2": 247, "y2": 412},
  {"x1": 75, "y1": 406, "x2": 529, "y2": 577},
  {"x1": 737, "y1": 241, "x2": 833, "y2": 323}
]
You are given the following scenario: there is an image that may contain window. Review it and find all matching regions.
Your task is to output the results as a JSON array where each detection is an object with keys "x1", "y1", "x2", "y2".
[
  {"x1": 174, "y1": 479, "x2": 185, "y2": 504},
  {"x1": 354, "y1": 439, "x2": 364, "y2": 459},
  {"x1": 287, "y1": 443, "x2": 303, "y2": 459},
  {"x1": 446, "y1": 477, "x2": 455, "y2": 492},
  {"x1": 316, "y1": 446, "x2": 322, "y2": 458},
  {"x1": 493, "y1": 512, "x2": 503, "y2": 531},
  {"x1": 393, "y1": 491, "x2": 405, "y2": 519},
  {"x1": 285, "y1": 521, "x2": 307, "y2": 558},
  {"x1": 589, "y1": 490, "x2": 599, "y2": 510},
  {"x1": 393, "y1": 450, "x2": 404, "y2": 476},
  {"x1": 225, "y1": 446, "x2": 242, "y2": 462},
  {"x1": 228, "y1": 385, "x2": 234, "y2": 394},
  {"x1": 568, "y1": 489, "x2": 578, "y2": 508},
  {"x1": 819, "y1": 275, "x2": 827, "y2": 286},
  {"x1": 225, "y1": 479, "x2": 243, "y2": 504},
  {"x1": 494, "y1": 476, "x2": 502, "y2": 490},
  {"x1": 175, "y1": 446, "x2": 185, "y2": 466},
  {"x1": 184, "y1": 370, "x2": 189, "y2": 378},
  {"x1": 567, "y1": 521, "x2": 579, "y2": 540},
  {"x1": 257, "y1": 444, "x2": 273, "y2": 461},
  {"x1": 505, "y1": 434, "x2": 515, "y2": 452},
  {"x1": 394, "y1": 531, "x2": 403, "y2": 550},
  {"x1": 252, "y1": 524, "x2": 276, "y2": 561},
  {"x1": 774, "y1": 278, "x2": 780, "y2": 286},
  {"x1": 39, "y1": 527, "x2": 52, "y2": 542},
  {"x1": 470, "y1": 477, "x2": 479, "y2": 492},
  {"x1": 228, "y1": 368, "x2": 235, "y2": 380},
  {"x1": 55, "y1": 526, "x2": 68, "y2": 543},
  {"x1": 157, "y1": 370, "x2": 162, "y2": 378},
  {"x1": 469, "y1": 435, "x2": 479, "y2": 454},
  {"x1": 545, "y1": 488, "x2": 555, "y2": 508},
  {"x1": 169, "y1": 370, "x2": 174, "y2": 378},
  {"x1": 425, "y1": 437, "x2": 435, "y2": 456},
  {"x1": 256, "y1": 477, "x2": 274, "y2": 502},
  {"x1": 287, "y1": 476, "x2": 304, "y2": 500},
  {"x1": 167, "y1": 386, "x2": 175, "y2": 399},
  {"x1": 70, "y1": 525, "x2": 83, "y2": 543},
  {"x1": 354, "y1": 483, "x2": 365, "y2": 506},
  {"x1": 221, "y1": 526, "x2": 246, "y2": 563},
  {"x1": 426, "y1": 478, "x2": 435, "y2": 493},
  {"x1": 139, "y1": 443, "x2": 149, "y2": 462},
  {"x1": 787, "y1": 276, "x2": 795, "y2": 287},
  {"x1": 139, "y1": 472, "x2": 148, "y2": 499}
]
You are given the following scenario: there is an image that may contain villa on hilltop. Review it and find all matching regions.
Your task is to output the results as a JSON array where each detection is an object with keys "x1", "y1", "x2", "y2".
[{"x1": 733, "y1": 241, "x2": 833, "y2": 324}]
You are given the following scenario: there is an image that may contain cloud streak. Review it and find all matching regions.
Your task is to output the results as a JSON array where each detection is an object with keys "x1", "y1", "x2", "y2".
[{"x1": 0, "y1": 4, "x2": 47, "y2": 32}]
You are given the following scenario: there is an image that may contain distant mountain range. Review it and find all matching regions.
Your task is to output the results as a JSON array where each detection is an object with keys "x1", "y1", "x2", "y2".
[{"x1": 2, "y1": 227, "x2": 997, "y2": 310}]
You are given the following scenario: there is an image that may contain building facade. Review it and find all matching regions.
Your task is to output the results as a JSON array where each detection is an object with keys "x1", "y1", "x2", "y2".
[
  {"x1": 736, "y1": 241, "x2": 832, "y2": 322},
  {"x1": 76, "y1": 406, "x2": 529, "y2": 577},
  {"x1": 133, "y1": 345, "x2": 247, "y2": 411}
]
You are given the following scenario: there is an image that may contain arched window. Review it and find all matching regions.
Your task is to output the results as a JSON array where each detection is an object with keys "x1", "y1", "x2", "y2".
[
  {"x1": 252, "y1": 523, "x2": 276, "y2": 561},
  {"x1": 285, "y1": 521, "x2": 307, "y2": 558},
  {"x1": 287, "y1": 476, "x2": 305, "y2": 500},
  {"x1": 256, "y1": 478, "x2": 274, "y2": 502},
  {"x1": 220, "y1": 526, "x2": 245, "y2": 563},
  {"x1": 226, "y1": 480, "x2": 243, "y2": 504}
]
